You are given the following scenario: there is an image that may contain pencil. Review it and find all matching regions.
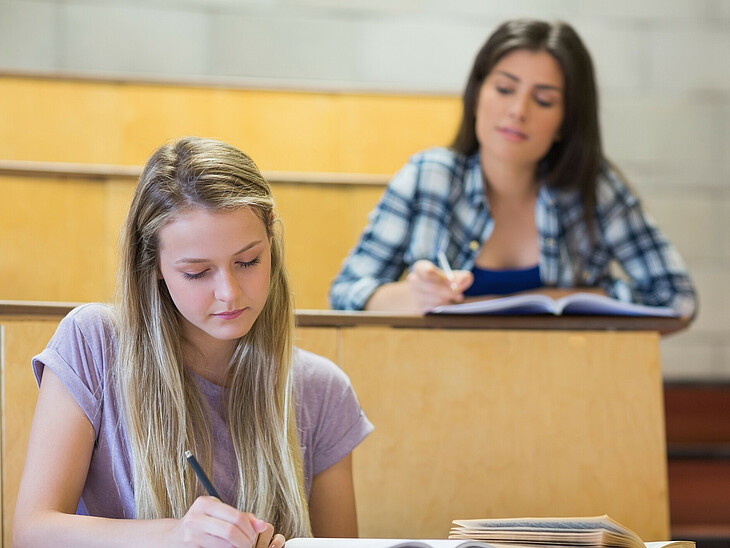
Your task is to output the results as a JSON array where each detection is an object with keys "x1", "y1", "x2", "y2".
[
  {"x1": 437, "y1": 251, "x2": 458, "y2": 291},
  {"x1": 185, "y1": 450, "x2": 221, "y2": 499}
]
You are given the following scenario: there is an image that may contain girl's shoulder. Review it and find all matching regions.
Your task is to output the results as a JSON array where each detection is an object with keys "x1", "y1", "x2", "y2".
[
  {"x1": 291, "y1": 347, "x2": 351, "y2": 390},
  {"x1": 50, "y1": 302, "x2": 118, "y2": 357},
  {"x1": 406, "y1": 147, "x2": 474, "y2": 175},
  {"x1": 594, "y1": 161, "x2": 641, "y2": 211},
  {"x1": 394, "y1": 147, "x2": 478, "y2": 196},
  {"x1": 290, "y1": 348, "x2": 372, "y2": 442},
  {"x1": 60, "y1": 302, "x2": 116, "y2": 334},
  {"x1": 33, "y1": 303, "x2": 118, "y2": 395}
]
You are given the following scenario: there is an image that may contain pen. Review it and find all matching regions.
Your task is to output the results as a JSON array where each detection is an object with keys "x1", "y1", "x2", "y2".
[
  {"x1": 436, "y1": 251, "x2": 458, "y2": 291},
  {"x1": 185, "y1": 450, "x2": 221, "y2": 499}
]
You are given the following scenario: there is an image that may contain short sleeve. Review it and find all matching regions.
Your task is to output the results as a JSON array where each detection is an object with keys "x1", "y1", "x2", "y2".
[
  {"x1": 293, "y1": 348, "x2": 373, "y2": 488},
  {"x1": 31, "y1": 303, "x2": 115, "y2": 435}
]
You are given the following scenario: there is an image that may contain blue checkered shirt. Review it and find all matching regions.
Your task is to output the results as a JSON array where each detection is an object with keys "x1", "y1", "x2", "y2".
[{"x1": 329, "y1": 147, "x2": 697, "y2": 317}]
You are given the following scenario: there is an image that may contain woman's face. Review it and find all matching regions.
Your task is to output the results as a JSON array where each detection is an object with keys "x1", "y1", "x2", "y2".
[
  {"x1": 475, "y1": 49, "x2": 565, "y2": 169},
  {"x1": 158, "y1": 206, "x2": 272, "y2": 356}
]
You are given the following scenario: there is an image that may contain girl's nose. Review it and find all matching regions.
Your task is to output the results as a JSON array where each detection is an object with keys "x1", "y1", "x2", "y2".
[
  {"x1": 508, "y1": 93, "x2": 529, "y2": 121},
  {"x1": 215, "y1": 269, "x2": 241, "y2": 302}
]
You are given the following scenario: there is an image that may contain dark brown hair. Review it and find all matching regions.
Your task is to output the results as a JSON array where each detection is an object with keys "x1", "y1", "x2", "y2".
[{"x1": 452, "y1": 19, "x2": 602, "y2": 231}]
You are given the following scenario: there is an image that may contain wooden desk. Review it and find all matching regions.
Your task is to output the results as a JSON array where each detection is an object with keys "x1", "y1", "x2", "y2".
[
  {"x1": 1, "y1": 302, "x2": 684, "y2": 545},
  {"x1": 295, "y1": 311, "x2": 680, "y2": 542}
]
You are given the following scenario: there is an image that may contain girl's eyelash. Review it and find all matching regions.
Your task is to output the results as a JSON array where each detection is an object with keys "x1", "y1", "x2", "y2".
[
  {"x1": 495, "y1": 83, "x2": 555, "y2": 107},
  {"x1": 182, "y1": 256, "x2": 261, "y2": 280},
  {"x1": 238, "y1": 256, "x2": 261, "y2": 268},
  {"x1": 183, "y1": 270, "x2": 208, "y2": 280}
]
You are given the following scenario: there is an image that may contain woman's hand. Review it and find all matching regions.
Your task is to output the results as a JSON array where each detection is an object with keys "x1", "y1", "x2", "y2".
[
  {"x1": 170, "y1": 496, "x2": 284, "y2": 547},
  {"x1": 364, "y1": 260, "x2": 473, "y2": 314},
  {"x1": 405, "y1": 259, "x2": 474, "y2": 314}
]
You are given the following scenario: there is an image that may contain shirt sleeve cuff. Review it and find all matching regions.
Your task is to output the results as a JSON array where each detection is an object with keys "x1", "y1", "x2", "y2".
[{"x1": 344, "y1": 278, "x2": 384, "y2": 310}]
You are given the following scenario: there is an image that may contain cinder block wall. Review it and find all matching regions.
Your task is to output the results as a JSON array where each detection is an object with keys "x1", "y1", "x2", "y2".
[{"x1": 0, "y1": 0, "x2": 728, "y2": 379}]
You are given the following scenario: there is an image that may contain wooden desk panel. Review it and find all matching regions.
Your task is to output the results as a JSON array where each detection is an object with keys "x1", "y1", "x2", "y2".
[
  {"x1": 302, "y1": 327, "x2": 670, "y2": 541},
  {"x1": 1, "y1": 320, "x2": 58, "y2": 547}
]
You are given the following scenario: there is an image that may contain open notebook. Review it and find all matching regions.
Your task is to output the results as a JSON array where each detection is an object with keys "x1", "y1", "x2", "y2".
[{"x1": 430, "y1": 292, "x2": 678, "y2": 317}]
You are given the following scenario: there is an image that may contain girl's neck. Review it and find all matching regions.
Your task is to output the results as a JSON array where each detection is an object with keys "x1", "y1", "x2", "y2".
[
  {"x1": 183, "y1": 338, "x2": 236, "y2": 387},
  {"x1": 480, "y1": 153, "x2": 538, "y2": 205}
]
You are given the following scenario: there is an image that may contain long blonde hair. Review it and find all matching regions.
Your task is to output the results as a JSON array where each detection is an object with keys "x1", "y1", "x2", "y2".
[{"x1": 115, "y1": 136, "x2": 310, "y2": 537}]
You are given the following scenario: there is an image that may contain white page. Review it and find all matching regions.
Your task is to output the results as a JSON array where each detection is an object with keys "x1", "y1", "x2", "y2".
[{"x1": 287, "y1": 539, "x2": 491, "y2": 548}]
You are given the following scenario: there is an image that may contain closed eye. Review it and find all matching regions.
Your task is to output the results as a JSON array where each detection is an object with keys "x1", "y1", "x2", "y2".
[
  {"x1": 183, "y1": 269, "x2": 209, "y2": 280},
  {"x1": 534, "y1": 96, "x2": 555, "y2": 107},
  {"x1": 237, "y1": 256, "x2": 261, "y2": 269}
]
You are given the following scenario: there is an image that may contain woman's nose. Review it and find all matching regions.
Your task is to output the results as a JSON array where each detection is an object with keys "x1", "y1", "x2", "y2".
[
  {"x1": 215, "y1": 269, "x2": 241, "y2": 302},
  {"x1": 508, "y1": 93, "x2": 529, "y2": 121}
]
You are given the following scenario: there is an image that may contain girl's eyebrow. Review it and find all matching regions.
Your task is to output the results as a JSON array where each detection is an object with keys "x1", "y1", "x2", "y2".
[
  {"x1": 495, "y1": 70, "x2": 563, "y2": 92},
  {"x1": 174, "y1": 241, "x2": 263, "y2": 264}
]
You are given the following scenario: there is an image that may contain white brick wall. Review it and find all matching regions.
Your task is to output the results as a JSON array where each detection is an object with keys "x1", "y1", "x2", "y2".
[
  {"x1": 0, "y1": 0, "x2": 59, "y2": 71},
  {"x1": 59, "y1": 3, "x2": 210, "y2": 76},
  {"x1": 0, "y1": 0, "x2": 728, "y2": 379}
]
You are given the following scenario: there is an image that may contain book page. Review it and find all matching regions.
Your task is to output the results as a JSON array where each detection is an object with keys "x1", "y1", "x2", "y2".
[
  {"x1": 450, "y1": 515, "x2": 643, "y2": 548},
  {"x1": 556, "y1": 293, "x2": 678, "y2": 317},
  {"x1": 645, "y1": 541, "x2": 696, "y2": 548},
  {"x1": 287, "y1": 540, "x2": 493, "y2": 548},
  {"x1": 452, "y1": 515, "x2": 629, "y2": 533},
  {"x1": 430, "y1": 294, "x2": 556, "y2": 315}
]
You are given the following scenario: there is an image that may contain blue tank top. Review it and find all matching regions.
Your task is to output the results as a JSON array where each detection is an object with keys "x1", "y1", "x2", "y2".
[{"x1": 464, "y1": 264, "x2": 542, "y2": 297}]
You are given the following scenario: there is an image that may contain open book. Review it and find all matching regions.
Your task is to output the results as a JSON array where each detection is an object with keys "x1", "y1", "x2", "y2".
[
  {"x1": 430, "y1": 292, "x2": 679, "y2": 317},
  {"x1": 287, "y1": 540, "x2": 492, "y2": 548},
  {"x1": 449, "y1": 515, "x2": 694, "y2": 548}
]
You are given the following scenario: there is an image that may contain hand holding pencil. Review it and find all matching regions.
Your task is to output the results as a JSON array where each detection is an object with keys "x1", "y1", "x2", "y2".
[
  {"x1": 178, "y1": 450, "x2": 285, "y2": 548},
  {"x1": 437, "y1": 252, "x2": 459, "y2": 292},
  {"x1": 404, "y1": 255, "x2": 474, "y2": 314}
]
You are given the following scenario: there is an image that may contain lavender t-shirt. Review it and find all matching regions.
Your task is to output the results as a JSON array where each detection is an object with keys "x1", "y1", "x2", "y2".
[{"x1": 32, "y1": 303, "x2": 373, "y2": 518}]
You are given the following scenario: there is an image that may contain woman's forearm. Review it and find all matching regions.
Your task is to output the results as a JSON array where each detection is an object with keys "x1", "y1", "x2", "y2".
[
  {"x1": 363, "y1": 281, "x2": 419, "y2": 313},
  {"x1": 14, "y1": 511, "x2": 177, "y2": 548}
]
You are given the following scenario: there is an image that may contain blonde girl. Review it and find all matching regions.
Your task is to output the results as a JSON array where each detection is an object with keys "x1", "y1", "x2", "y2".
[{"x1": 14, "y1": 137, "x2": 373, "y2": 547}]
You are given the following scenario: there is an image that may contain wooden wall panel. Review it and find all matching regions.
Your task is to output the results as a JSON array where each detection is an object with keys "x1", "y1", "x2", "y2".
[
  {"x1": 0, "y1": 75, "x2": 461, "y2": 305},
  {"x1": 102, "y1": 178, "x2": 136, "y2": 296},
  {"x1": 0, "y1": 79, "x2": 124, "y2": 163},
  {"x1": 333, "y1": 93, "x2": 460, "y2": 174},
  {"x1": 0, "y1": 173, "x2": 382, "y2": 307},
  {"x1": 272, "y1": 183, "x2": 384, "y2": 309},
  {"x1": 0, "y1": 175, "x2": 109, "y2": 302},
  {"x1": 0, "y1": 76, "x2": 460, "y2": 174}
]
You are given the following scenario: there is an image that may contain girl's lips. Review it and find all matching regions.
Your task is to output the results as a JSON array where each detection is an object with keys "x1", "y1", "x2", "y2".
[
  {"x1": 497, "y1": 126, "x2": 528, "y2": 141},
  {"x1": 213, "y1": 309, "x2": 244, "y2": 320}
]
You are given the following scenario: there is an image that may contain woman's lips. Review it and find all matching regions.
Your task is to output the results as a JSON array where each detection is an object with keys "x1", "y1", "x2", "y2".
[
  {"x1": 497, "y1": 126, "x2": 528, "y2": 142},
  {"x1": 213, "y1": 309, "x2": 244, "y2": 320}
]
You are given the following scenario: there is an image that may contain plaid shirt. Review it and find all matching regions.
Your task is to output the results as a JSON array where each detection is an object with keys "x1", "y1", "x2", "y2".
[{"x1": 329, "y1": 147, "x2": 697, "y2": 316}]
